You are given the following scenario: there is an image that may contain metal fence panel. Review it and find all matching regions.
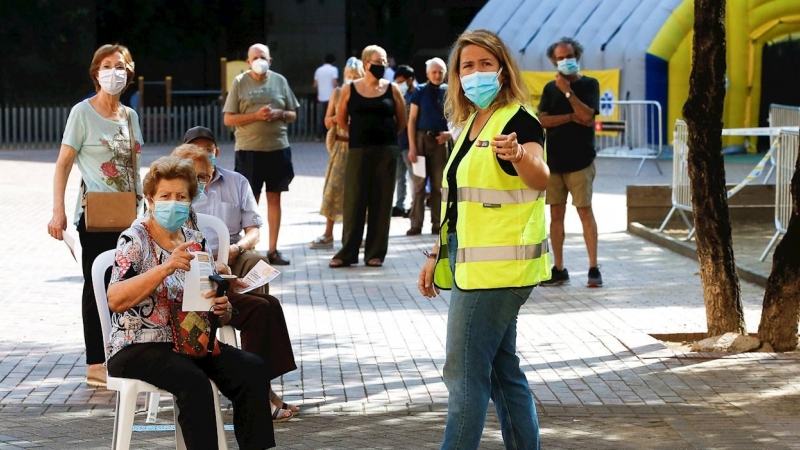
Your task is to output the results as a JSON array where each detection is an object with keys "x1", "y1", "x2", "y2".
[
  {"x1": 760, "y1": 129, "x2": 799, "y2": 260},
  {"x1": 0, "y1": 99, "x2": 324, "y2": 148},
  {"x1": 658, "y1": 120, "x2": 694, "y2": 233},
  {"x1": 595, "y1": 100, "x2": 664, "y2": 175}
]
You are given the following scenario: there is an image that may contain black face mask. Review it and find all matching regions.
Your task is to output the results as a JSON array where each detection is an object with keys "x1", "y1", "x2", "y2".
[{"x1": 368, "y1": 64, "x2": 386, "y2": 79}]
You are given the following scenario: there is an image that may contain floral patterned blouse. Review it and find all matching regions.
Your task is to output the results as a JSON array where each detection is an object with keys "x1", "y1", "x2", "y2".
[{"x1": 107, "y1": 223, "x2": 204, "y2": 359}]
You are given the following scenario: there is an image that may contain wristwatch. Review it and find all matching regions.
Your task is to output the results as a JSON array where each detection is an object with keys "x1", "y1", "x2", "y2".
[{"x1": 565, "y1": 91, "x2": 572, "y2": 99}]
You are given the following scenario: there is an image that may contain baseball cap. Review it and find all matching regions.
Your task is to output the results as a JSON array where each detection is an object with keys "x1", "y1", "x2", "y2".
[{"x1": 183, "y1": 126, "x2": 217, "y2": 145}]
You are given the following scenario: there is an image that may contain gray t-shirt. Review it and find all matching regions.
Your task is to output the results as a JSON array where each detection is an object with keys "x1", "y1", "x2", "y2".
[
  {"x1": 61, "y1": 99, "x2": 144, "y2": 225},
  {"x1": 223, "y1": 70, "x2": 300, "y2": 152}
]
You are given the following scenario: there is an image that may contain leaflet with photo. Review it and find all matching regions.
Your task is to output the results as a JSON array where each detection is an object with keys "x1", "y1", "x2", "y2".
[
  {"x1": 235, "y1": 259, "x2": 281, "y2": 294},
  {"x1": 183, "y1": 251, "x2": 216, "y2": 311}
]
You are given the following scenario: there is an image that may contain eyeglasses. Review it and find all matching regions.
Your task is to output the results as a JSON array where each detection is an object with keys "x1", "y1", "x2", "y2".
[
  {"x1": 197, "y1": 174, "x2": 212, "y2": 183},
  {"x1": 200, "y1": 146, "x2": 216, "y2": 154}
]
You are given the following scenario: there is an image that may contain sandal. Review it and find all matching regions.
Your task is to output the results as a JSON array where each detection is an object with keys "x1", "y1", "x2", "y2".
[
  {"x1": 279, "y1": 402, "x2": 300, "y2": 415},
  {"x1": 329, "y1": 258, "x2": 351, "y2": 268},
  {"x1": 366, "y1": 258, "x2": 383, "y2": 267},
  {"x1": 310, "y1": 235, "x2": 334, "y2": 249},
  {"x1": 272, "y1": 407, "x2": 293, "y2": 423}
]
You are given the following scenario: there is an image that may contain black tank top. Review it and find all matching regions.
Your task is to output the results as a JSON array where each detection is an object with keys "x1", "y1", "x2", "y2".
[{"x1": 347, "y1": 82, "x2": 397, "y2": 148}]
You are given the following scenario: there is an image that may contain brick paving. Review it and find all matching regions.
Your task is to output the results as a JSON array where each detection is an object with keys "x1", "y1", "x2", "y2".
[{"x1": 1, "y1": 142, "x2": 799, "y2": 449}]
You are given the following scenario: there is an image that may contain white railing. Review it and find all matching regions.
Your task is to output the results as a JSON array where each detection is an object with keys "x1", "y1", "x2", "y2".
[
  {"x1": 760, "y1": 129, "x2": 799, "y2": 261},
  {"x1": 765, "y1": 104, "x2": 800, "y2": 182},
  {"x1": 658, "y1": 120, "x2": 693, "y2": 234},
  {"x1": 0, "y1": 97, "x2": 323, "y2": 148},
  {"x1": 594, "y1": 100, "x2": 664, "y2": 176}
]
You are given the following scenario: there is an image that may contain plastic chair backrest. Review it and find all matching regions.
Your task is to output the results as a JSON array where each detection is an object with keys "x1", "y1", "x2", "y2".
[
  {"x1": 92, "y1": 249, "x2": 118, "y2": 361},
  {"x1": 195, "y1": 213, "x2": 230, "y2": 263}
]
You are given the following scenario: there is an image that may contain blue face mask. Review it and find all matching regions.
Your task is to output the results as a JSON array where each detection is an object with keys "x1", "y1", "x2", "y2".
[
  {"x1": 193, "y1": 182, "x2": 206, "y2": 203},
  {"x1": 208, "y1": 153, "x2": 216, "y2": 167},
  {"x1": 461, "y1": 68, "x2": 502, "y2": 109},
  {"x1": 557, "y1": 58, "x2": 579, "y2": 76},
  {"x1": 152, "y1": 200, "x2": 191, "y2": 232}
]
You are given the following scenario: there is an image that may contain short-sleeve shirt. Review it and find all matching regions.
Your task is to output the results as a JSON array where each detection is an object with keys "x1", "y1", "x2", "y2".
[
  {"x1": 314, "y1": 63, "x2": 339, "y2": 102},
  {"x1": 61, "y1": 99, "x2": 144, "y2": 226},
  {"x1": 192, "y1": 166, "x2": 263, "y2": 253},
  {"x1": 410, "y1": 83, "x2": 449, "y2": 133},
  {"x1": 108, "y1": 224, "x2": 205, "y2": 359},
  {"x1": 538, "y1": 75, "x2": 599, "y2": 173},
  {"x1": 397, "y1": 84, "x2": 418, "y2": 149},
  {"x1": 223, "y1": 71, "x2": 300, "y2": 152}
]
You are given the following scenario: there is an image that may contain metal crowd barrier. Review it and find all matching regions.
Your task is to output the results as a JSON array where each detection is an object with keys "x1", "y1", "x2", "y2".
[
  {"x1": 658, "y1": 120, "x2": 692, "y2": 234},
  {"x1": 765, "y1": 104, "x2": 800, "y2": 182},
  {"x1": 0, "y1": 97, "x2": 323, "y2": 148},
  {"x1": 760, "y1": 129, "x2": 799, "y2": 261},
  {"x1": 594, "y1": 100, "x2": 664, "y2": 176}
]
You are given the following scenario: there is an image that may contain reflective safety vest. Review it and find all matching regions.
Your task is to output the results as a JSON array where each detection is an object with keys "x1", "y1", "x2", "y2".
[{"x1": 433, "y1": 104, "x2": 551, "y2": 290}]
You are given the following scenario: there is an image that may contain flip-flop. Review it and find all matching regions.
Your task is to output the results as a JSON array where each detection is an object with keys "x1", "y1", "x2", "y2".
[
  {"x1": 272, "y1": 408, "x2": 293, "y2": 423},
  {"x1": 366, "y1": 258, "x2": 383, "y2": 267},
  {"x1": 281, "y1": 402, "x2": 301, "y2": 415}
]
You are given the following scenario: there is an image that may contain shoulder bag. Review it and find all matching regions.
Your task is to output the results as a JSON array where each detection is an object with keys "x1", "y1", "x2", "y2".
[{"x1": 81, "y1": 107, "x2": 138, "y2": 232}]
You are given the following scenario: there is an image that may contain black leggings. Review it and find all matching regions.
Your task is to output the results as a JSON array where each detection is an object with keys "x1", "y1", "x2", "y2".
[
  {"x1": 77, "y1": 215, "x2": 120, "y2": 365},
  {"x1": 107, "y1": 343, "x2": 275, "y2": 449}
]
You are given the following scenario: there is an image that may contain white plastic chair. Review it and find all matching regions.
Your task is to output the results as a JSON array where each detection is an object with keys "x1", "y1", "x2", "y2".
[
  {"x1": 145, "y1": 213, "x2": 239, "y2": 422},
  {"x1": 93, "y1": 249, "x2": 229, "y2": 450}
]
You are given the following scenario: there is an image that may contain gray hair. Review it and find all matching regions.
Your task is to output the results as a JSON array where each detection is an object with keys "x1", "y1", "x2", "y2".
[
  {"x1": 546, "y1": 37, "x2": 584, "y2": 60},
  {"x1": 425, "y1": 57, "x2": 447, "y2": 73}
]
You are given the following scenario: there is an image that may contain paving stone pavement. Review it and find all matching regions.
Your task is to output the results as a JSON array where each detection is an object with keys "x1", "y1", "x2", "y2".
[{"x1": 1, "y1": 142, "x2": 799, "y2": 449}]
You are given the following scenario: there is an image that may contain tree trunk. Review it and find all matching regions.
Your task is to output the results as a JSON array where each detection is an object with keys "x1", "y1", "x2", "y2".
[
  {"x1": 682, "y1": 0, "x2": 746, "y2": 336},
  {"x1": 758, "y1": 139, "x2": 800, "y2": 351}
]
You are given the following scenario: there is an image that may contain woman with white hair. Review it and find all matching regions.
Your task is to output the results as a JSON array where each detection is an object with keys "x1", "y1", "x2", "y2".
[
  {"x1": 311, "y1": 57, "x2": 366, "y2": 249},
  {"x1": 406, "y1": 56, "x2": 451, "y2": 236}
]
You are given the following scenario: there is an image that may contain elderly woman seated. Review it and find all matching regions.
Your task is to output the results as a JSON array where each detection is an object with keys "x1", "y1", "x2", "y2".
[{"x1": 106, "y1": 156, "x2": 275, "y2": 449}]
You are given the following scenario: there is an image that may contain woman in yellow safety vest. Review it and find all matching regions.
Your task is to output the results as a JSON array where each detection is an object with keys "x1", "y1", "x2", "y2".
[{"x1": 417, "y1": 29, "x2": 551, "y2": 450}]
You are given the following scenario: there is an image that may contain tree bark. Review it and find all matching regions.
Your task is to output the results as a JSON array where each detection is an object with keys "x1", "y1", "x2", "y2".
[
  {"x1": 683, "y1": 0, "x2": 746, "y2": 336},
  {"x1": 758, "y1": 139, "x2": 800, "y2": 351}
]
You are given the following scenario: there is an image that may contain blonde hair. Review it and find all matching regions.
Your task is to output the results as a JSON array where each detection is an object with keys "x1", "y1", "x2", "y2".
[
  {"x1": 89, "y1": 44, "x2": 135, "y2": 93},
  {"x1": 344, "y1": 57, "x2": 365, "y2": 79},
  {"x1": 361, "y1": 45, "x2": 386, "y2": 65},
  {"x1": 143, "y1": 156, "x2": 199, "y2": 201},
  {"x1": 170, "y1": 144, "x2": 212, "y2": 175},
  {"x1": 444, "y1": 29, "x2": 531, "y2": 125}
]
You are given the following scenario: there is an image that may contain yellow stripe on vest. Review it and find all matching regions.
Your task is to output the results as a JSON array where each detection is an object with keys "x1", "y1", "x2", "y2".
[
  {"x1": 442, "y1": 187, "x2": 545, "y2": 205},
  {"x1": 456, "y1": 241, "x2": 549, "y2": 263}
]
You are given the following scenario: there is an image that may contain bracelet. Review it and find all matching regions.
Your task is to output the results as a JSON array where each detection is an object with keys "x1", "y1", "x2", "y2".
[{"x1": 423, "y1": 250, "x2": 437, "y2": 259}]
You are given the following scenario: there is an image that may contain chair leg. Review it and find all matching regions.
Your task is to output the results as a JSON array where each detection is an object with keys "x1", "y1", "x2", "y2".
[
  {"x1": 173, "y1": 397, "x2": 187, "y2": 450},
  {"x1": 210, "y1": 380, "x2": 229, "y2": 450},
  {"x1": 114, "y1": 388, "x2": 140, "y2": 450},
  {"x1": 111, "y1": 394, "x2": 121, "y2": 449},
  {"x1": 146, "y1": 392, "x2": 160, "y2": 423}
]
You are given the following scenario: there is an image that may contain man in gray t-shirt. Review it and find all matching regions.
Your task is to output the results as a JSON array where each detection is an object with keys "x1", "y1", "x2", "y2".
[{"x1": 223, "y1": 43, "x2": 300, "y2": 265}]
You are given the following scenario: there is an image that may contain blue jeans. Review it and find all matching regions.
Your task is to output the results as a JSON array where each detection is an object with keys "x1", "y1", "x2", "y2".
[
  {"x1": 395, "y1": 149, "x2": 412, "y2": 209},
  {"x1": 441, "y1": 233, "x2": 540, "y2": 450}
]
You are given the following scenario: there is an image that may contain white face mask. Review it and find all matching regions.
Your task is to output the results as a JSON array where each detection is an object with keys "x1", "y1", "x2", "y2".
[
  {"x1": 98, "y1": 68, "x2": 127, "y2": 95},
  {"x1": 251, "y1": 58, "x2": 270, "y2": 75},
  {"x1": 398, "y1": 83, "x2": 409, "y2": 95}
]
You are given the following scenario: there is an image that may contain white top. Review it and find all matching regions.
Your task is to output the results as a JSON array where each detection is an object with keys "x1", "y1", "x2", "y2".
[{"x1": 314, "y1": 63, "x2": 339, "y2": 102}]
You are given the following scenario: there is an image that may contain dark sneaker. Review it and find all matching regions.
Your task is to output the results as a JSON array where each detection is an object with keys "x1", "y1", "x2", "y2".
[
  {"x1": 403, "y1": 209, "x2": 410, "y2": 218},
  {"x1": 391, "y1": 207, "x2": 406, "y2": 217},
  {"x1": 431, "y1": 225, "x2": 440, "y2": 235},
  {"x1": 587, "y1": 266, "x2": 603, "y2": 288},
  {"x1": 268, "y1": 250, "x2": 290, "y2": 266},
  {"x1": 541, "y1": 266, "x2": 569, "y2": 286}
]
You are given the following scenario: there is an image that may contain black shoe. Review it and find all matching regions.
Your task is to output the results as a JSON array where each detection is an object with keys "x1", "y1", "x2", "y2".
[
  {"x1": 267, "y1": 250, "x2": 290, "y2": 265},
  {"x1": 587, "y1": 266, "x2": 603, "y2": 288},
  {"x1": 541, "y1": 266, "x2": 569, "y2": 286},
  {"x1": 403, "y1": 209, "x2": 410, "y2": 218},
  {"x1": 406, "y1": 227, "x2": 422, "y2": 236},
  {"x1": 392, "y1": 207, "x2": 405, "y2": 217}
]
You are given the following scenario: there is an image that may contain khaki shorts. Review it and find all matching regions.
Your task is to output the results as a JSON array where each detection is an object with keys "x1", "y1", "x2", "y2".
[{"x1": 546, "y1": 162, "x2": 596, "y2": 207}]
